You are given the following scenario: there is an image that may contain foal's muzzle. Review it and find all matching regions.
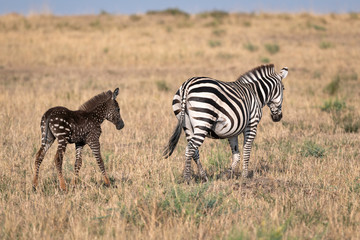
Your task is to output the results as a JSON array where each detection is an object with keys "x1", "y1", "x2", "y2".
[
  {"x1": 271, "y1": 112, "x2": 282, "y2": 122},
  {"x1": 116, "y1": 120, "x2": 125, "y2": 130}
]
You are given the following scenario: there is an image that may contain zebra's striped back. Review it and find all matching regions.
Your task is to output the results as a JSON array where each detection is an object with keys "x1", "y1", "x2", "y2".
[{"x1": 172, "y1": 77, "x2": 254, "y2": 140}]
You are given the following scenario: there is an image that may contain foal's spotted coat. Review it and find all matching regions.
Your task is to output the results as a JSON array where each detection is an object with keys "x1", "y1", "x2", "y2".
[{"x1": 33, "y1": 88, "x2": 124, "y2": 191}]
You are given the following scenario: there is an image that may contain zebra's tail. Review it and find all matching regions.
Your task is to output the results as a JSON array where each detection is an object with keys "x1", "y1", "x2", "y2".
[
  {"x1": 163, "y1": 85, "x2": 189, "y2": 158},
  {"x1": 163, "y1": 116, "x2": 184, "y2": 158}
]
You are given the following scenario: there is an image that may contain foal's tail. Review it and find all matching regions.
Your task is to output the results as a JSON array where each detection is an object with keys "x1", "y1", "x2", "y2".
[
  {"x1": 41, "y1": 110, "x2": 55, "y2": 146},
  {"x1": 43, "y1": 117, "x2": 51, "y2": 145}
]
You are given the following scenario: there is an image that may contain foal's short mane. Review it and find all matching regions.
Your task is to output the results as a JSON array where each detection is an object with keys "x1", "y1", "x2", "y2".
[
  {"x1": 236, "y1": 64, "x2": 275, "y2": 82},
  {"x1": 79, "y1": 90, "x2": 112, "y2": 112}
]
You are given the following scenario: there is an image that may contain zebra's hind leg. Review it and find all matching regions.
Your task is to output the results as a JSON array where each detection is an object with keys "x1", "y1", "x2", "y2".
[
  {"x1": 227, "y1": 136, "x2": 240, "y2": 178},
  {"x1": 193, "y1": 149, "x2": 208, "y2": 182},
  {"x1": 184, "y1": 141, "x2": 198, "y2": 184}
]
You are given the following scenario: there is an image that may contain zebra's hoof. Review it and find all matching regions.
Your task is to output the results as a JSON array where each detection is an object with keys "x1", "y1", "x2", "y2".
[
  {"x1": 184, "y1": 176, "x2": 192, "y2": 185},
  {"x1": 203, "y1": 176, "x2": 209, "y2": 183},
  {"x1": 224, "y1": 168, "x2": 236, "y2": 179},
  {"x1": 242, "y1": 170, "x2": 253, "y2": 179}
]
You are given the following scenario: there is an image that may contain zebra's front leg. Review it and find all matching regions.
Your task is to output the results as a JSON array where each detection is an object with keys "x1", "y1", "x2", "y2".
[
  {"x1": 193, "y1": 149, "x2": 208, "y2": 182},
  {"x1": 227, "y1": 136, "x2": 240, "y2": 178},
  {"x1": 72, "y1": 143, "x2": 84, "y2": 186},
  {"x1": 242, "y1": 125, "x2": 258, "y2": 178},
  {"x1": 88, "y1": 140, "x2": 110, "y2": 187}
]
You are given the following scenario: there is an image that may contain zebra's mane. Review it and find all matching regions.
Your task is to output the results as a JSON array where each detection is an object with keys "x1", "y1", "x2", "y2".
[
  {"x1": 236, "y1": 64, "x2": 275, "y2": 83},
  {"x1": 79, "y1": 90, "x2": 112, "y2": 112}
]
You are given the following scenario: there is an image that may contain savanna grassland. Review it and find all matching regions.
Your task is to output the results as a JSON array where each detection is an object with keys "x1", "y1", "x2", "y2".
[{"x1": 1, "y1": 10, "x2": 360, "y2": 239}]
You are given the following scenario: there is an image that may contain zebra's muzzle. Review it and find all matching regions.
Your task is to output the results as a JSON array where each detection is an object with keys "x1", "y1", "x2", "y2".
[{"x1": 271, "y1": 112, "x2": 282, "y2": 122}]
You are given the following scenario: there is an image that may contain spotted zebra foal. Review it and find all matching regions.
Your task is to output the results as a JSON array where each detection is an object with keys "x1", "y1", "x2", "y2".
[
  {"x1": 164, "y1": 64, "x2": 288, "y2": 183},
  {"x1": 32, "y1": 88, "x2": 124, "y2": 191}
]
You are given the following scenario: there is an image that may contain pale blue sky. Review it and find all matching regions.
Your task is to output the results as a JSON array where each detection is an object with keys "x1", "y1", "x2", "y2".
[{"x1": 0, "y1": 0, "x2": 359, "y2": 15}]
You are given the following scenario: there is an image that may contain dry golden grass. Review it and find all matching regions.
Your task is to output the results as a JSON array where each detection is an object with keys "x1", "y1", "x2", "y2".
[{"x1": 0, "y1": 11, "x2": 360, "y2": 239}]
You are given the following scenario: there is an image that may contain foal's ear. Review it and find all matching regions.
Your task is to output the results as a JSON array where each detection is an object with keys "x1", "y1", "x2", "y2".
[{"x1": 112, "y1": 88, "x2": 119, "y2": 100}]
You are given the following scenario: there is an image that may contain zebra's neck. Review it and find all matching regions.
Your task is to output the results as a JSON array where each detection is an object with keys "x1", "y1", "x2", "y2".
[{"x1": 236, "y1": 75, "x2": 279, "y2": 108}]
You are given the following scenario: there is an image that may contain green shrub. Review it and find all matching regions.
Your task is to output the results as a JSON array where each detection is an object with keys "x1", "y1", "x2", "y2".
[
  {"x1": 300, "y1": 141, "x2": 325, "y2": 158},
  {"x1": 147, "y1": 8, "x2": 189, "y2": 17},
  {"x1": 313, "y1": 70, "x2": 321, "y2": 79},
  {"x1": 129, "y1": 15, "x2": 141, "y2": 22},
  {"x1": 324, "y1": 75, "x2": 340, "y2": 95},
  {"x1": 260, "y1": 57, "x2": 270, "y2": 63},
  {"x1": 321, "y1": 99, "x2": 346, "y2": 113},
  {"x1": 306, "y1": 21, "x2": 327, "y2": 31},
  {"x1": 319, "y1": 41, "x2": 333, "y2": 49},
  {"x1": 244, "y1": 42, "x2": 258, "y2": 52},
  {"x1": 342, "y1": 113, "x2": 360, "y2": 133},
  {"x1": 208, "y1": 40, "x2": 222, "y2": 48},
  {"x1": 349, "y1": 12, "x2": 359, "y2": 20},
  {"x1": 199, "y1": 10, "x2": 229, "y2": 20},
  {"x1": 216, "y1": 52, "x2": 235, "y2": 60},
  {"x1": 156, "y1": 80, "x2": 170, "y2": 92},
  {"x1": 312, "y1": 24, "x2": 327, "y2": 31},
  {"x1": 212, "y1": 29, "x2": 226, "y2": 37},
  {"x1": 242, "y1": 21, "x2": 251, "y2": 27},
  {"x1": 265, "y1": 44, "x2": 280, "y2": 54}
]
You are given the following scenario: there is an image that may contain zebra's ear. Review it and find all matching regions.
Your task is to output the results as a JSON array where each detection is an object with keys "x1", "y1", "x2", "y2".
[
  {"x1": 113, "y1": 88, "x2": 119, "y2": 100},
  {"x1": 280, "y1": 67, "x2": 288, "y2": 80}
]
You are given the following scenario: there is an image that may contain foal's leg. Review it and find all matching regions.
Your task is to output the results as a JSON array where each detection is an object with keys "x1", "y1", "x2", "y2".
[
  {"x1": 32, "y1": 138, "x2": 54, "y2": 190},
  {"x1": 54, "y1": 137, "x2": 67, "y2": 191},
  {"x1": 72, "y1": 143, "x2": 84, "y2": 186},
  {"x1": 88, "y1": 140, "x2": 110, "y2": 187},
  {"x1": 33, "y1": 119, "x2": 55, "y2": 190}
]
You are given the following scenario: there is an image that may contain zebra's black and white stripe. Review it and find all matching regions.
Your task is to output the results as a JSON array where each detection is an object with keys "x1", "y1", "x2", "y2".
[{"x1": 164, "y1": 64, "x2": 288, "y2": 183}]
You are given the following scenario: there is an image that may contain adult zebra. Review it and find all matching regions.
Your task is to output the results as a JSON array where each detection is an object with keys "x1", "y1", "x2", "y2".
[{"x1": 163, "y1": 64, "x2": 288, "y2": 183}]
